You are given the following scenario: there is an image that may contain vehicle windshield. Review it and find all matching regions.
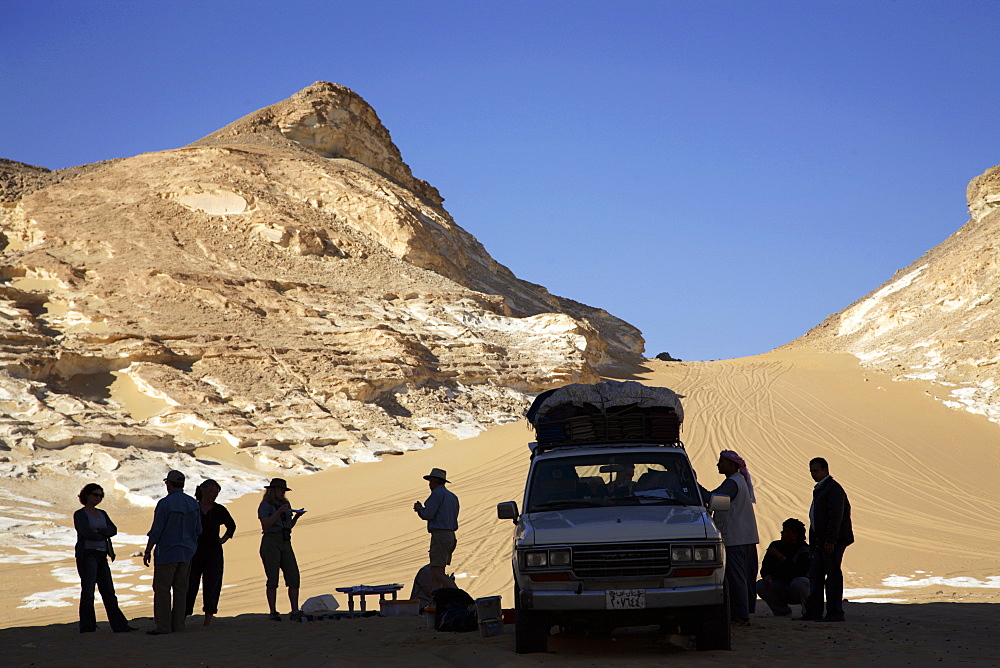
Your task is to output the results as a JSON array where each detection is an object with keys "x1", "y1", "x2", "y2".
[{"x1": 526, "y1": 451, "x2": 701, "y2": 512}]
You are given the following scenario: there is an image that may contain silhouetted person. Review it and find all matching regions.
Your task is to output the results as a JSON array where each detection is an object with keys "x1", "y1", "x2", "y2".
[
  {"x1": 701, "y1": 450, "x2": 759, "y2": 625},
  {"x1": 144, "y1": 470, "x2": 201, "y2": 635},
  {"x1": 413, "y1": 468, "x2": 460, "y2": 593},
  {"x1": 74, "y1": 483, "x2": 136, "y2": 633},
  {"x1": 801, "y1": 457, "x2": 853, "y2": 622},
  {"x1": 258, "y1": 478, "x2": 305, "y2": 621},
  {"x1": 606, "y1": 463, "x2": 636, "y2": 497},
  {"x1": 410, "y1": 563, "x2": 455, "y2": 608},
  {"x1": 756, "y1": 518, "x2": 811, "y2": 616},
  {"x1": 185, "y1": 479, "x2": 236, "y2": 625}
]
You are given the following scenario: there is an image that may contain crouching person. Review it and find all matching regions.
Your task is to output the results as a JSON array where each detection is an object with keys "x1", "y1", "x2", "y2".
[{"x1": 756, "y1": 518, "x2": 811, "y2": 617}]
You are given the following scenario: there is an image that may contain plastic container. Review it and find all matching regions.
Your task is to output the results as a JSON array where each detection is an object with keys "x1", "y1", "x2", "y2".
[
  {"x1": 475, "y1": 596, "x2": 503, "y2": 637},
  {"x1": 422, "y1": 604, "x2": 436, "y2": 629},
  {"x1": 479, "y1": 618, "x2": 503, "y2": 638},
  {"x1": 380, "y1": 599, "x2": 421, "y2": 616},
  {"x1": 475, "y1": 596, "x2": 502, "y2": 620}
]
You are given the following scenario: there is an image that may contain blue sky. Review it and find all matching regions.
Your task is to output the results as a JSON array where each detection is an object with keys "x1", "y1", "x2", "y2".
[{"x1": 3, "y1": 1, "x2": 998, "y2": 361}]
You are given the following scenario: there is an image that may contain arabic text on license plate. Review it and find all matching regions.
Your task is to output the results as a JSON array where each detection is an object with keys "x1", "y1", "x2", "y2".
[{"x1": 606, "y1": 589, "x2": 645, "y2": 609}]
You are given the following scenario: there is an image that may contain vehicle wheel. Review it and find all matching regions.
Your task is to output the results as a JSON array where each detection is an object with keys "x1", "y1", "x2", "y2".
[
  {"x1": 695, "y1": 585, "x2": 731, "y2": 651},
  {"x1": 514, "y1": 585, "x2": 549, "y2": 654}
]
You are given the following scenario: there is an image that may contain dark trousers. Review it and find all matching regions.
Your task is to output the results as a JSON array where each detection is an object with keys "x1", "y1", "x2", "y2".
[
  {"x1": 725, "y1": 543, "x2": 758, "y2": 621},
  {"x1": 76, "y1": 549, "x2": 129, "y2": 632},
  {"x1": 186, "y1": 548, "x2": 225, "y2": 615},
  {"x1": 756, "y1": 576, "x2": 810, "y2": 616},
  {"x1": 805, "y1": 544, "x2": 847, "y2": 619}
]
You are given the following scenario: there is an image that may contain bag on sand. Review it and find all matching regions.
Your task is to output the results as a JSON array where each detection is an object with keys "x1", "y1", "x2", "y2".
[
  {"x1": 432, "y1": 588, "x2": 477, "y2": 632},
  {"x1": 301, "y1": 594, "x2": 340, "y2": 615}
]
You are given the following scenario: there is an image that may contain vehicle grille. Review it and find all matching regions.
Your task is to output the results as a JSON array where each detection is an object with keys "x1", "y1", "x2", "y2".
[{"x1": 571, "y1": 542, "x2": 671, "y2": 578}]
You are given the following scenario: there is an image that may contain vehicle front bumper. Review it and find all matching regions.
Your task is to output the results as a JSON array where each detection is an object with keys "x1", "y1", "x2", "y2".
[{"x1": 522, "y1": 584, "x2": 724, "y2": 611}]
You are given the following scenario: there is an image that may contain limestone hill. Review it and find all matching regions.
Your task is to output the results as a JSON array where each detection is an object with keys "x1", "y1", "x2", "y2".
[
  {"x1": 0, "y1": 82, "x2": 643, "y2": 481},
  {"x1": 783, "y1": 165, "x2": 1000, "y2": 425}
]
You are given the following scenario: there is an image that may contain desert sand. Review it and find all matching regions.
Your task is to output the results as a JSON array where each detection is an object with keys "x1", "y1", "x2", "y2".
[{"x1": 2, "y1": 350, "x2": 999, "y2": 664}]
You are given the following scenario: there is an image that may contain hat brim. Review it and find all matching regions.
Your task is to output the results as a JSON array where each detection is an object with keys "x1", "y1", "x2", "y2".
[
  {"x1": 423, "y1": 475, "x2": 449, "y2": 483},
  {"x1": 265, "y1": 485, "x2": 291, "y2": 491}
]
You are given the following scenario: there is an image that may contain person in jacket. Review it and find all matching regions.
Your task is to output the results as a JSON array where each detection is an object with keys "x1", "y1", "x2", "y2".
[
  {"x1": 801, "y1": 457, "x2": 854, "y2": 622},
  {"x1": 143, "y1": 470, "x2": 202, "y2": 635},
  {"x1": 701, "y1": 450, "x2": 760, "y2": 625},
  {"x1": 185, "y1": 479, "x2": 236, "y2": 626},
  {"x1": 413, "y1": 468, "x2": 460, "y2": 594},
  {"x1": 73, "y1": 483, "x2": 136, "y2": 633},
  {"x1": 756, "y1": 518, "x2": 811, "y2": 616},
  {"x1": 258, "y1": 478, "x2": 305, "y2": 621}
]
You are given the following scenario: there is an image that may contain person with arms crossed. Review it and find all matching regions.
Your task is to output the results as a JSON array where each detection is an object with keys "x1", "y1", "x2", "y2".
[{"x1": 73, "y1": 483, "x2": 137, "y2": 633}]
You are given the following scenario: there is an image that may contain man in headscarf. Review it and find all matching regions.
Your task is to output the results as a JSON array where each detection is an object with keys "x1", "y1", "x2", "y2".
[{"x1": 700, "y1": 450, "x2": 760, "y2": 625}]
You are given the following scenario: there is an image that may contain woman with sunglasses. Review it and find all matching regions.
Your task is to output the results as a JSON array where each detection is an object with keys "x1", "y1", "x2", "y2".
[{"x1": 73, "y1": 483, "x2": 136, "y2": 633}]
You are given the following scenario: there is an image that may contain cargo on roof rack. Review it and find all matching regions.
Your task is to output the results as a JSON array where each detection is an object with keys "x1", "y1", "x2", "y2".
[{"x1": 526, "y1": 380, "x2": 684, "y2": 451}]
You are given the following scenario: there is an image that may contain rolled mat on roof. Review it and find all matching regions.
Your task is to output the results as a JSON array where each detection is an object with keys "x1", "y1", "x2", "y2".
[{"x1": 526, "y1": 380, "x2": 684, "y2": 425}]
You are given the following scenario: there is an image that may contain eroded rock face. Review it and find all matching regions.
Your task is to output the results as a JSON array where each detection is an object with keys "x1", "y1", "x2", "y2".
[
  {"x1": 786, "y1": 164, "x2": 1000, "y2": 424},
  {"x1": 967, "y1": 165, "x2": 1000, "y2": 225},
  {"x1": 0, "y1": 82, "x2": 644, "y2": 477}
]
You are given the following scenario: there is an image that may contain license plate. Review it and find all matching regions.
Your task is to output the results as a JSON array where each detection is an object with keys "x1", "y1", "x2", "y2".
[{"x1": 606, "y1": 589, "x2": 645, "y2": 609}]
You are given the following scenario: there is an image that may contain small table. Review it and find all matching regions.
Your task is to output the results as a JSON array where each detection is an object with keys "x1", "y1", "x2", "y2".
[{"x1": 335, "y1": 584, "x2": 405, "y2": 613}]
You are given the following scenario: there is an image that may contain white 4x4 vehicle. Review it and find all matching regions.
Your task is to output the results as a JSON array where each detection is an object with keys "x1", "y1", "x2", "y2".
[{"x1": 497, "y1": 382, "x2": 731, "y2": 653}]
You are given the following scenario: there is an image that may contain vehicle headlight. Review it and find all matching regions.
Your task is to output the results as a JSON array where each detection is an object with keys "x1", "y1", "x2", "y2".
[
  {"x1": 525, "y1": 551, "x2": 547, "y2": 567},
  {"x1": 693, "y1": 546, "x2": 717, "y2": 562},
  {"x1": 548, "y1": 549, "x2": 572, "y2": 567},
  {"x1": 670, "y1": 546, "x2": 693, "y2": 563}
]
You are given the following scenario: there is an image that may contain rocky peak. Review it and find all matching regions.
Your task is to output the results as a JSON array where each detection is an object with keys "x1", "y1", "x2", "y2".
[
  {"x1": 967, "y1": 165, "x2": 1000, "y2": 224},
  {"x1": 192, "y1": 81, "x2": 442, "y2": 206},
  {"x1": 0, "y1": 83, "x2": 644, "y2": 487},
  {"x1": 0, "y1": 158, "x2": 51, "y2": 203}
]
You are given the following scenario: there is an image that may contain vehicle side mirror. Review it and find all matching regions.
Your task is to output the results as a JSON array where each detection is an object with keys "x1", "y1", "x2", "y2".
[
  {"x1": 709, "y1": 494, "x2": 730, "y2": 512},
  {"x1": 497, "y1": 501, "x2": 519, "y2": 522}
]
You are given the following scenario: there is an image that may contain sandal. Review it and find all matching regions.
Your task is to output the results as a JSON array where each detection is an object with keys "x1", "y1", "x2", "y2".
[{"x1": 268, "y1": 612, "x2": 282, "y2": 621}]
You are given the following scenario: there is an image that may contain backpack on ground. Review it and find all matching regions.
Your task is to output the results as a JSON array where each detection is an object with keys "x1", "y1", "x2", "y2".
[{"x1": 432, "y1": 587, "x2": 477, "y2": 632}]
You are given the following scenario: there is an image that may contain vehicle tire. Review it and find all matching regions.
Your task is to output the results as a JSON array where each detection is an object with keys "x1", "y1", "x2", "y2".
[
  {"x1": 695, "y1": 586, "x2": 731, "y2": 651},
  {"x1": 514, "y1": 585, "x2": 549, "y2": 654}
]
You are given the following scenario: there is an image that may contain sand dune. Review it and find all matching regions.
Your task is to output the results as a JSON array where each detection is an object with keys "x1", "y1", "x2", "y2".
[{"x1": 2, "y1": 350, "x2": 999, "y2": 662}]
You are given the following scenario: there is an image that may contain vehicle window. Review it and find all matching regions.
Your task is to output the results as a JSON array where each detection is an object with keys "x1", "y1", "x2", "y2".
[{"x1": 527, "y1": 452, "x2": 700, "y2": 511}]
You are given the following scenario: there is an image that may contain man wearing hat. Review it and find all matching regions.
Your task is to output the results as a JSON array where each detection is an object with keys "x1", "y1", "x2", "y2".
[
  {"x1": 413, "y1": 468, "x2": 460, "y2": 593},
  {"x1": 143, "y1": 470, "x2": 201, "y2": 635}
]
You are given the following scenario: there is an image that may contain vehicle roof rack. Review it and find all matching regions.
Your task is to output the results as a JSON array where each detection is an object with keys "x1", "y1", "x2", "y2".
[{"x1": 529, "y1": 439, "x2": 686, "y2": 457}]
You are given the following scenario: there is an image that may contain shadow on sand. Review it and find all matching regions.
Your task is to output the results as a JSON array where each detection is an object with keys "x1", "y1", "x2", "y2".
[{"x1": 2, "y1": 602, "x2": 997, "y2": 666}]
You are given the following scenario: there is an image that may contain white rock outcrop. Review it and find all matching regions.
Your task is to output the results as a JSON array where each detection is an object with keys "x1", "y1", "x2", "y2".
[
  {"x1": 0, "y1": 82, "x2": 644, "y2": 484},
  {"x1": 787, "y1": 164, "x2": 1000, "y2": 424}
]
